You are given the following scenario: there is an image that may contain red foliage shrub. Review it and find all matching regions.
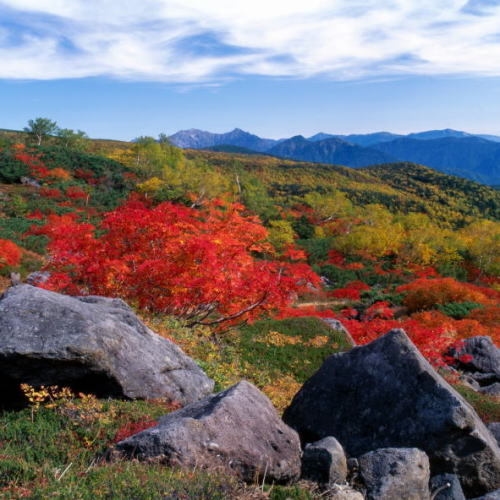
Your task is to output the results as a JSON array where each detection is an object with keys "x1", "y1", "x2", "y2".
[
  {"x1": 65, "y1": 186, "x2": 88, "y2": 200},
  {"x1": 340, "y1": 307, "x2": 358, "y2": 319},
  {"x1": 39, "y1": 187, "x2": 63, "y2": 199},
  {"x1": 363, "y1": 301, "x2": 394, "y2": 320},
  {"x1": 112, "y1": 419, "x2": 158, "y2": 443},
  {"x1": 408, "y1": 266, "x2": 440, "y2": 279},
  {"x1": 345, "y1": 262, "x2": 364, "y2": 270},
  {"x1": 0, "y1": 239, "x2": 22, "y2": 269},
  {"x1": 330, "y1": 280, "x2": 370, "y2": 300},
  {"x1": 340, "y1": 317, "x2": 452, "y2": 366},
  {"x1": 48, "y1": 168, "x2": 71, "y2": 181},
  {"x1": 397, "y1": 277, "x2": 494, "y2": 313},
  {"x1": 27, "y1": 209, "x2": 45, "y2": 220},
  {"x1": 37, "y1": 199, "x2": 320, "y2": 326},
  {"x1": 14, "y1": 150, "x2": 45, "y2": 171},
  {"x1": 327, "y1": 250, "x2": 345, "y2": 266},
  {"x1": 467, "y1": 305, "x2": 500, "y2": 328},
  {"x1": 282, "y1": 245, "x2": 308, "y2": 261},
  {"x1": 74, "y1": 168, "x2": 97, "y2": 185}
]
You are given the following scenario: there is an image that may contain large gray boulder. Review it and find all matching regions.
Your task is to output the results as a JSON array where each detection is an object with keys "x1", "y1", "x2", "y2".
[
  {"x1": 114, "y1": 380, "x2": 302, "y2": 484},
  {"x1": 0, "y1": 285, "x2": 214, "y2": 406},
  {"x1": 358, "y1": 447, "x2": 430, "y2": 500},
  {"x1": 283, "y1": 329, "x2": 500, "y2": 496}
]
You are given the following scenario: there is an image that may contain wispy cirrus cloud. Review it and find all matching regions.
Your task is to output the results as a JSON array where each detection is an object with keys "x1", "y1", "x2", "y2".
[{"x1": 1, "y1": 0, "x2": 500, "y2": 82}]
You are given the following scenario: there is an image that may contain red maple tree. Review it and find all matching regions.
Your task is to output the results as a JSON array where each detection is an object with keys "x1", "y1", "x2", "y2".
[{"x1": 35, "y1": 198, "x2": 320, "y2": 326}]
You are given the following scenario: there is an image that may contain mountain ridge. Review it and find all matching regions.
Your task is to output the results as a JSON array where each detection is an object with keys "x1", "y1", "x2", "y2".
[
  {"x1": 168, "y1": 127, "x2": 279, "y2": 152},
  {"x1": 266, "y1": 135, "x2": 395, "y2": 167},
  {"x1": 169, "y1": 128, "x2": 500, "y2": 185}
]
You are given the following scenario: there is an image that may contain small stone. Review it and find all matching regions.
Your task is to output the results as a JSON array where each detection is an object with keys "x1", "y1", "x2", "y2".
[
  {"x1": 430, "y1": 473, "x2": 466, "y2": 500},
  {"x1": 358, "y1": 447, "x2": 430, "y2": 500},
  {"x1": 301, "y1": 436, "x2": 348, "y2": 485}
]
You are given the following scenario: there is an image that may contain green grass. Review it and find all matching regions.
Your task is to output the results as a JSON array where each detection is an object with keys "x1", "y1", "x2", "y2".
[
  {"x1": 454, "y1": 385, "x2": 500, "y2": 423},
  {"x1": 0, "y1": 395, "x2": 317, "y2": 499},
  {"x1": 0, "y1": 397, "x2": 243, "y2": 499},
  {"x1": 0, "y1": 316, "x2": 353, "y2": 499},
  {"x1": 238, "y1": 316, "x2": 352, "y2": 383}
]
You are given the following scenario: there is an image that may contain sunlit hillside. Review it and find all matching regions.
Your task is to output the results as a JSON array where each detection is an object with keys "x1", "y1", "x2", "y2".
[{"x1": 1, "y1": 127, "x2": 499, "y2": 498}]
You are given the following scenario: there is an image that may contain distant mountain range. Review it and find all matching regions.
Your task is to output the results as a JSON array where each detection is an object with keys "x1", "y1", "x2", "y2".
[
  {"x1": 266, "y1": 135, "x2": 394, "y2": 167},
  {"x1": 168, "y1": 128, "x2": 500, "y2": 186},
  {"x1": 168, "y1": 128, "x2": 276, "y2": 152}
]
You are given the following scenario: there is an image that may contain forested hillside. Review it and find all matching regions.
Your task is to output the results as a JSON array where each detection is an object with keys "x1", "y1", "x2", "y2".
[
  {"x1": 1, "y1": 125, "x2": 499, "y2": 498},
  {"x1": 185, "y1": 150, "x2": 500, "y2": 226},
  {"x1": 169, "y1": 127, "x2": 500, "y2": 185},
  {"x1": 1, "y1": 128, "x2": 498, "y2": 345}
]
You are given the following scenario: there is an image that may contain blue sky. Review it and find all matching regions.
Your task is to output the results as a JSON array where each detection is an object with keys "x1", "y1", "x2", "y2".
[{"x1": 1, "y1": 0, "x2": 500, "y2": 141}]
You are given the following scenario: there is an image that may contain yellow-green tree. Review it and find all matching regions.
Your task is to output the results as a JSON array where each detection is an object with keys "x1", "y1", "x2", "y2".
[
  {"x1": 460, "y1": 220, "x2": 500, "y2": 276},
  {"x1": 24, "y1": 117, "x2": 58, "y2": 146},
  {"x1": 303, "y1": 190, "x2": 353, "y2": 222},
  {"x1": 268, "y1": 220, "x2": 295, "y2": 252},
  {"x1": 332, "y1": 204, "x2": 403, "y2": 258}
]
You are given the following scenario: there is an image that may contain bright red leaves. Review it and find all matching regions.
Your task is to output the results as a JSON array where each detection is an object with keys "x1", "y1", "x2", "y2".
[{"x1": 36, "y1": 198, "x2": 320, "y2": 326}]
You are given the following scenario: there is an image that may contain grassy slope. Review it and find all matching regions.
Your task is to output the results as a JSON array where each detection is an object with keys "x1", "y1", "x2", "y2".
[
  {"x1": 1, "y1": 313, "x2": 499, "y2": 499},
  {"x1": 1, "y1": 316, "x2": 351, "y2": 499},
  {"x1": 1, "y1": 134, "x2": 499, "y2": 498}
]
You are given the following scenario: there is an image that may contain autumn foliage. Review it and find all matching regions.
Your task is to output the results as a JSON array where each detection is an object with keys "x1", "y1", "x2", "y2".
[
  {"x1": 2, "y1": 137, "x2": 499, "y2": 373},
  {"x1": 397, "y1": 277, "x2": 498, "y2": 313},
  {"x1": 112, "y1": 419, "x2": 158, "y2": 443},
  {"x1": 35, "y1": 198, "x2": 320, "y2": 325},
  {"x1": 0, "y1": 238, "x2": 22, "y2": 269},
  {"x1": 329, "y1": 280, "x2": 370, "y2": 300}
]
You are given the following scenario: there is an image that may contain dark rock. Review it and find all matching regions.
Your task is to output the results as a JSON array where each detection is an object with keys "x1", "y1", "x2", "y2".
[
  {"x1": 20, "y1": 176, "x2": 41, "y2": 187},
  {"x1": 470, "y1": 490, "x2": 500, "y2": 500},
  {"x1": 469, "y1": 372, "x2": 499, "y2": 384},
  {"x1": 449, "y1": 336, "x2": 500, "y2": 379},
  {"x1": 114, "y1": 380, "x2": 301, "y2": 483},
  {"x1": 301, "y1": 436, "x2": 348, "y2": 485},
  {"x1": 461, "y1": 374, "x2": 481, "y2": 391},
  {"x1": 488, "y1": 424, "x2": 500, "y2": 447},
  {"x1": 283, "y1": 329, "x2": 500, "y2": 496},
  {"x1": 25, "y1": 271, "x2": 50, "y2": 286},
  {"x1": 0, "y1": 285, "x2": 213, "y2": 406},
  {"x1": 347, "y1": 457, "x2": 360, "y2": 472},
  {"x1": 479, "y1": 383, "x2": 500, "y2": 397},
  {"x1": 430, "y1": 473, "x2": 466, "y2": 500},
  {"x1": 358, "y1": 447, "x2": 430, "y2": 500},
  {"x1": 9, "y1": 272, "x2": 21, "y2": 286}
]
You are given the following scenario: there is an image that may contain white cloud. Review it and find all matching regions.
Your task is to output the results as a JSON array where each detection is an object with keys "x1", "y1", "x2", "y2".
[{"x1": 0, "y1": 0, "x2": 500, "y2": 82}]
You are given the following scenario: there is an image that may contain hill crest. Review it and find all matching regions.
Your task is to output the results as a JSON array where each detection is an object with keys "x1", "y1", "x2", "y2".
[{"x1": 168, "y1": 128, "x2": 500, "y2": 186}]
